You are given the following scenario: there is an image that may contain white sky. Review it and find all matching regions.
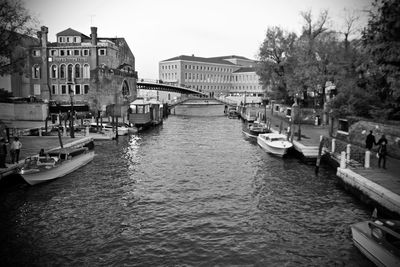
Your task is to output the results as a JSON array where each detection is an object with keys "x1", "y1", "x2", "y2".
[{"x1": 24, "y1": 0, "x2": 373, "y2": 79}]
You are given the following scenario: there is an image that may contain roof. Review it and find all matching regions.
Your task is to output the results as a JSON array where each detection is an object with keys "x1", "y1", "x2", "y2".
[
  {"x1": 209, "y1": 55, "x2": 251, "y2": 60},
  {"x1": 56, "y1": 28, "x2": 89, "y2": 38},
  {"x1": 130, "y1": 98, "x2": 150, "y2": 105},
  {"x1": 233, "y1": 67, "x2": 256, "y2": 73},
  {"x1": 161, "y1": 55, "x2": 236, "y2": 65}
]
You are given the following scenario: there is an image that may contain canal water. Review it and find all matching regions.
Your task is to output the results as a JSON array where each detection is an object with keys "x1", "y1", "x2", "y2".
[{"x1": 0, "y1": 105, "x2": 374, "y2": 266}]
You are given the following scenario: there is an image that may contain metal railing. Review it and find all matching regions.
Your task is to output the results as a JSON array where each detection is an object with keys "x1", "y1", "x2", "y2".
[{"x1": 322, "y1": 136, "x2": 368, "y2": 168}]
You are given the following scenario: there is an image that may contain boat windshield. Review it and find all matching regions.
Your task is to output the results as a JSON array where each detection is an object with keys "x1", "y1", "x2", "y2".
[{"x1": 271, "y1": 137, "x2": 285, "y2": 142}]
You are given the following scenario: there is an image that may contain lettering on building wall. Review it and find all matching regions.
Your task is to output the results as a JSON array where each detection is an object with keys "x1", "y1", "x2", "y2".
[{"x1": 53, "y1": 57, "x2": 88, "y2": 62}]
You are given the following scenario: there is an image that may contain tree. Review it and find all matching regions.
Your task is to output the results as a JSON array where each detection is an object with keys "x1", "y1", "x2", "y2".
[
  {"x1": 362, "y1": 0, "x2": 400, "y2": 119},
  {"x1": 288, "y1": 10, "x2": 332, "y2": 107},
  {"x1": 257, "y1": 26, "x2": 297, "y2": 103},
  {"x1": 0, "y1": 0, "x2": 36, "y2": 75}
]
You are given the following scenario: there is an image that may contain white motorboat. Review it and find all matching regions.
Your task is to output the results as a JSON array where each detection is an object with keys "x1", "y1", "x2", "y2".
[
  {"x1": 351, "y1": 218, "x2": 400, "y2": 267},
  {"x1": 88, "y1": 123, "x2": 116, "y2": 140},
  {"x1": 242, "y1": 122, "x2": 270, "y2": 138},
  {"x1": 19, "y1": 139, "x2": 95, "y2": 185},
  {"x1": 257, "y1": 133, "x2": 293, "y2": 156},
  {"x1": 102, "y1": 123, "x2": 129, "y2": 136}
]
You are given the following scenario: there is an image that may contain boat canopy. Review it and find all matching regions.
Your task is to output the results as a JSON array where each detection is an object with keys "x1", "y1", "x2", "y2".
[{"x1": 129, "y1": 98, "x2": 150, "y2": 114}]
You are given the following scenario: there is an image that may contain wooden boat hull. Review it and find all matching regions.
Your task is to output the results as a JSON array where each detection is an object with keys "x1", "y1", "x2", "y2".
[
  {"x1": 20, "y1": 151, "x2": 95, "y2": 185},
  {"x1": 351, "y1": 221, "x2": 400, "y2": 267}
]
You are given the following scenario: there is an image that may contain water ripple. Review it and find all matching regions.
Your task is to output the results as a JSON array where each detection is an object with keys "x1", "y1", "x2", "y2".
[{"x1": 0, "y1": 106, "x2": 374, "y2": 266}]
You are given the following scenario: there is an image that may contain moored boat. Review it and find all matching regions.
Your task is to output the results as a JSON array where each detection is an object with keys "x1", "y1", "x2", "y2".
[
  {"x1": 242, "y1": 122, "x2": 270, "y2": 138},
  {"x1": 351, "y1": 216, "x2": 400, "y2": 267},
  {"x1": 88, "y1": 123, "x2": 116, "y2": 140},
  {"x1": 19, "y1": 138, "x2": 95, "y2": 185},
  {"x1": 257, "y1": 133, "x2": 293, "y2": 157},
  {"x1": 102, "y1": 123, "x2": 129, "y2": 136},
  {"x1": 227, "y1": 107, "x2": 239, "y2": 118}
]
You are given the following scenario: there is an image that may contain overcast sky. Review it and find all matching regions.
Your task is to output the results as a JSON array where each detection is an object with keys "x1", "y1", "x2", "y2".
[{"x1": 24, "y1": 0, "x2": 373, "y2": 79}]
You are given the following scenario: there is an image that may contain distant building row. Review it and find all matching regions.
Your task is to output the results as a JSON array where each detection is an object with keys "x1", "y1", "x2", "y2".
[
  {"x1": 158, "y1": 55, "x2": 265, "y2": 97},
  {"x1": 0, "y1": 26, "x2": 137, "y2": 115}
]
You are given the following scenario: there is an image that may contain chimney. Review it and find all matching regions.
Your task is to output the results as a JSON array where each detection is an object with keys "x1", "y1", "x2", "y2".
[
  {"x1": 91, "y1": 27, "x2": 97, "y2": 45},
  {"x1": 37, "y1": 31, "x2": 42, "y2": 46},
  {"x1": 40, "y1": 26, "x2": 48, "y2": 48}
]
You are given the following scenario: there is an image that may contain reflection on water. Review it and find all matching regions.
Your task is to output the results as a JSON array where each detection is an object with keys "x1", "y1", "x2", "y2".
[{"x1": 0, "y1": 105, "x2": 373, "y2": 266}]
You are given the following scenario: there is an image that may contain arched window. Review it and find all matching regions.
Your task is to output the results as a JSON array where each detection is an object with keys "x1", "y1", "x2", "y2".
[
  {"x1": 67, "y1": 64, "x2": 73, "y2": 82},
  {"x1": 60, "y1": 64, "x2": 66, "y2": 79},
  {"x1": 75, "y1": 64, "x2": 80, "y2": 78},
  {"x1": 32, "y1": 65, "x2": 40, "y2": 79},
  {"x1": 122, "y1": 80, "x2": 129, "y2": 96},
  {"x1": 50, "y1": 64, "x2": 57, "y2": 79},
  {"x1": 83, "y1": 64, "x2": 90, "y2": 78}
]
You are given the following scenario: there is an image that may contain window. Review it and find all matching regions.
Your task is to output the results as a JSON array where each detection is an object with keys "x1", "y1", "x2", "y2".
[
  {"x1": 66, "y1": 37, "x2": 70, "y2": 42},
  {"x1": 73, "y1": 37, "x2": 77, "y2": 43},
  {"x1": 50, "y1": 65, "x2": 57, "y2": 79},
  {"x1": 32, "y1": 50, "x2": 40, "y2": 57},
  {"x1": 33, "y1": 84, "x2": 41, "y2": 95},
  {"x1": 98, "y1": 49, "x2": 106, "y2": 56},
  {"x1": 67, "y1": 64, "x2": 73, "y2": 82},
  {"x1": 67, "y1": 50, "x2": 72, "y2": 56},
  {"x1": 60, "y1": 64, "x2": 66, "y2": 79},
  {"x1": 50, "y1": 50, "x2": 58, "y2": 56},
  {"x1": 68, "y1": 84, "x2": 74, "y2": 95},
  {"x1": 84, "y1": 84, "x2": 89, "y2": 94},
  {"x1": 60, "y1": 50, "x2": 65, "y2": 56},
  {"x1": 75, "y1": 64, "x2": 80, "y2": 78},
  {"x1": 338, "y1": 119, "x2": 349, "y2": 135},
  {"x1": 58, "y1": 37, "x2": 63, "y2": 42},
  {"x1": 83, "y1": 64, "x2": 90, "y2": 78},
  {"x1": 75, "y1": 84, "x2": 81, "y2": 94},
  {"x1": 32, "y1": 65, "x2": 40, "y2": 79},
  {"x1": 82, "y1": 49, "x2": 89, "y2": 56},
  {"x1": 74, "y1": 50, "x2": 80, "y2": 56},
  {"x1": 61, "y1": 84, "x2": 67, "y2": 94},
  {"x1": 51, "y1": 84, "x2": 58, "y2": 95}
]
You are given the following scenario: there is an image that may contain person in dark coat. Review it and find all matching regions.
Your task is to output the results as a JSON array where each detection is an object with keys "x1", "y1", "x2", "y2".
[
  {"x1": 377, "y1": 134, "x2": 388, "y2": 169},
  {"x1": 365, "y1": 130, "x2": 376, "y2": 150},
  {"x1": 0, "y1": 138, "x2": 7, "y2": 168}
]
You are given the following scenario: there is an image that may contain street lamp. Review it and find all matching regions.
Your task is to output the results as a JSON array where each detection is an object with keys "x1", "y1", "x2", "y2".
[{"x1": 68, "y1": 83, "x2": 75, "y2": 138}]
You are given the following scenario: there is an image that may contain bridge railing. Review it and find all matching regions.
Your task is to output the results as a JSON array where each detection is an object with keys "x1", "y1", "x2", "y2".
[{"x1": 138, "y1": 78, "x2": 208, "y2": 95}]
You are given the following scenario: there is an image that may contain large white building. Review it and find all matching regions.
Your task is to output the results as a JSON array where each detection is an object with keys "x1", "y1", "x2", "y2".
[{"x1": 158, "y1": 55, "x2": 265, "y2": 98}]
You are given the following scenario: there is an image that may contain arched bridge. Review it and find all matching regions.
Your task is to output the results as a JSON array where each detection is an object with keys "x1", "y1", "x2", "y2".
[{"x1": 137, "y1": 79, "x2": 208, "y2": 96}]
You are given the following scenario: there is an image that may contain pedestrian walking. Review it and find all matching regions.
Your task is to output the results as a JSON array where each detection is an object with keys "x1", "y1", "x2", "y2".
[
  {"x1": 377, "y1": 134, "x2": 388, "y2": 169},
  {"x1": 10, "y1": 137, "x2": 22, "y2": 164},
  {"x1": 365, "y1": 130, "x2": 376, "y2": 150},
  {"x1": 0, "y1": 138, "x2": 7, "y2": 168}
]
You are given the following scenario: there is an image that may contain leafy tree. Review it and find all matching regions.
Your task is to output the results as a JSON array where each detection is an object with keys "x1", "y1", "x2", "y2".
[
  {"x1": 0, "y1": 0, "x2": 36, "y2": 75},
  {"x1": 288, "y1": 10, "x2": 334, "y2": 108},
  {"x1": 257, "y1": 26, "x2": 297, "y2": 103},
  {"x1": 362, "y1": 0, "x2": 400, "y2": 119}
]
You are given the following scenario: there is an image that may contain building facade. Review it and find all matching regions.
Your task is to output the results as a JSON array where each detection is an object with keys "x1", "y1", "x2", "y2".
[
  {"x1": 26, "y1": 26, "x2": 137, "y2": 114},
  {"x1": 158, "y1": 55, "x2": 264, "y2": 97}
]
